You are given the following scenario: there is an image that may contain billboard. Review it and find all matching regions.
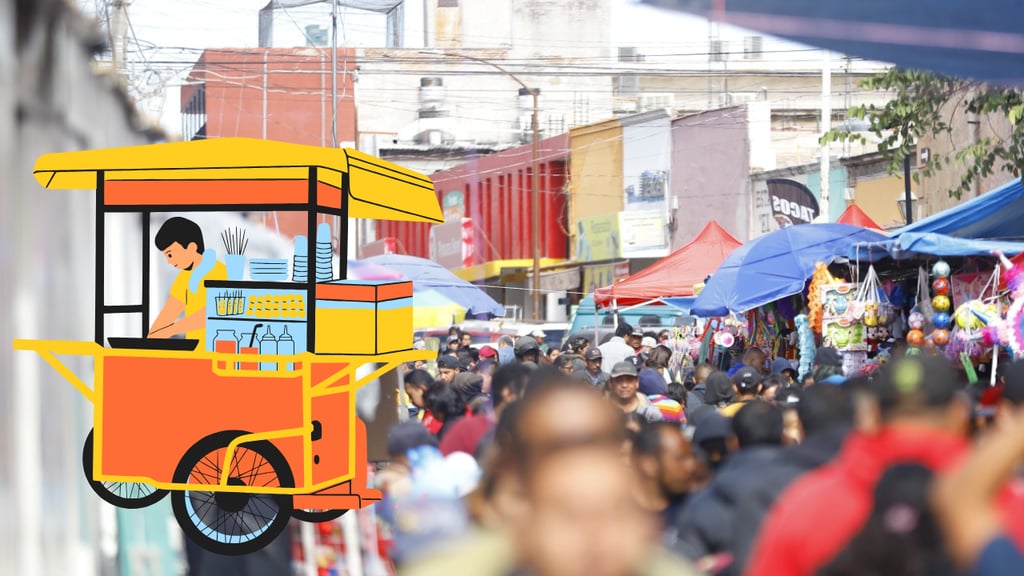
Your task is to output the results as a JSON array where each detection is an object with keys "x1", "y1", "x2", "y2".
[{"x1": 575, "y1": 213, "x2": 621, "y2": 262}]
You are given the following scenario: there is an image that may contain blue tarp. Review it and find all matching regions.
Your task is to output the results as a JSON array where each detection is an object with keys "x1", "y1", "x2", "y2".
[
  {"x1": 641, "y1": 0, "x2": 1024, "y2": 87},
  {"x1": 891, "y1": 178, "x2": 1024, "y2": 240},
  {"x1": 662, "y1": 297, "x2": 696, "y2": 312},
  {"x1": 363, "y1": 254, "x2": 506, "y2": 317},
  {"x1": 850, "y1": 232, "x2": 1024, "y2": 261},
  {"x1": 692, "y1": 223, "x2": 889, "y2": 317}
]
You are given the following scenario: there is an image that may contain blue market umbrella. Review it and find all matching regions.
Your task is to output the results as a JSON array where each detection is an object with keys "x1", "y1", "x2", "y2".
[
  {"x1": 641, "y1": 0, "x2": 1024, "y2": 86},
  {"x1": 691, "y1": 223, "x2": 889, "y2": 317},
  {"x1": 363, "y1": 254, "x2": 505, "y2": 317}
]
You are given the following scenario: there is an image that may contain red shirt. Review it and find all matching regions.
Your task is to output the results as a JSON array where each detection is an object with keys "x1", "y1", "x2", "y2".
[
  {"x1": 745, "y1": 427, "x2": 1024, "y2": 576},
  {"x1": 420, "y1": 410, "x2": 442, "y2": 435},
  {"x1": 439, "y1": 414, "x2": 494, "y2": 457}
]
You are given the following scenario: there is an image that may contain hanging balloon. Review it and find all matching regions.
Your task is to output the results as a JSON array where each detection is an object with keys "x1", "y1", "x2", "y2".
[
  {"x1": 932, "y1": 329, "x2": 950, "y2": 346},
  {"x1": 932, "y1": 311, "x2": 952, "y2": 330},
  {"x1": 908, "y1": 311, "x2": 926, "y2": 330},
  {"x1": 932, "y1": 260, "x2": 951, "y2": 278},
  {"x1": 933, "y1": 294, "x2": 951, "y2": 312},
  {"x1": 714, "y1": 332, "x2": 735, "y2": 348},
  {"x1": 907, "y1": 329, "x2": 926, "y2": 347},
  {"x1": 932, "y1": 278, "x2": 950, "y2": 295}
]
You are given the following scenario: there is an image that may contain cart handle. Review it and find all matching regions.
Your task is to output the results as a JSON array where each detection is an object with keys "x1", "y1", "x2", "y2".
[
  {"x1": 310, "y1": 349, "x2": 433, "y2": 397},
  {"x1": 13, "y1": 339, "x2": 104, "y2": 403}
]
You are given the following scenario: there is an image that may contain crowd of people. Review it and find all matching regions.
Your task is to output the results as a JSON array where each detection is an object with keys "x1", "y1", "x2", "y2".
[{"x1": 377, "y1": 324, "x2": 1024, "y2": 576}]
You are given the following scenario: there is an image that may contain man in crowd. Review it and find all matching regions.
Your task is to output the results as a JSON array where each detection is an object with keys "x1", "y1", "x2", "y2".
[
  {"x1": 584, "y1": 348, "x2": 611, "y2": 389},
  {"x1": 515, "y1": 336, "x2": 542, "y2": 365},
  {"x1": 719, "y1": 367, "x2": 762, "y2": 417},
  {"x1": 437, "y1": 354, "x2": 463, "y2": 384},
  {"x1": 729, "y1": 384, "x2": 855, "y2": 575},
  {"x1": 744, "y1": 354, "x2": 1024, "y2": 575},
  {"x1": 405, "y1": 369, "x2": 442, "y2": 435},
  {"x1": 810, "y1": 346, "x2": 844, "y2": 385},
  {"x1": 609, "y1": 361, "x2": 664, "y2": 422},
  {"x1": 633, "y1": 422, "x2": 699, "y2": 543},
  {"x1": 459, "y1": 330, "x2": 473, "y2": 350},
  {"x1": 727, "y1": 348, "x2": 766, "y2": 378},
  {"x1": 675, "y1": 401, "x2": 785, "y2": 562},
  {"x1": 599, "y1": 323, "x2": 637, "y2": 374},
  {"x1": 685, "y1": 364, "x2": 715, "y2": 422},
  {"x1": 497, "y1": 335, "x2": 516, "y2": 365}
]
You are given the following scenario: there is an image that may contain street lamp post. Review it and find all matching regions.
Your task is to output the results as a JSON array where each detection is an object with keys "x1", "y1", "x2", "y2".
[{"x1": 422, "y1": 51, "x2": 543, "y2": 321}]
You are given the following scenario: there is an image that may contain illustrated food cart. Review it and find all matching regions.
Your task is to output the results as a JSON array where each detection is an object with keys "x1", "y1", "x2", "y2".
[{"x1": 14, "y1": 138, "x2": 443, "y2": 555}]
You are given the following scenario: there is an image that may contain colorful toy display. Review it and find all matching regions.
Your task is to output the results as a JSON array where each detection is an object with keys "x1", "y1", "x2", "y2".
[
  {"x1": 927, "y1": 260, "x2": 953, "y2": 349},
  {"x1": 794, "y1": 314, "x2": 815, "y2": 378},
  {"x1": 808, "y1": 263, "x2": 837, "y2": 334}
]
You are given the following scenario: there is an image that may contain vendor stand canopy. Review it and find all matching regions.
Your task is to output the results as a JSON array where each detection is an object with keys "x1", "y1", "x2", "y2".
[
  {"x1": 894, "y1": 178, "x2": 1024, "y2": 240},
  {"x1": 413, "y1": 289, "x2": 467, "y2": 329},
  {"x1": 692, "y1": 223, "x2": 889, "y2": 317},
  {"x1": 836, "y1": 205, "x2": 884, "y2": 231},
  {"x1": 640, "y1": 0, "x2": 1024, "y2": 87},
  {"x1": 363, "y1": 254, "x2": 505, "y2": 317},
  {"x1": 850, "y1": 232, "x2": 1024, "y2": 261},
  {"x1": 594, "y1": 221, "x2": 741, "y2": 307}
]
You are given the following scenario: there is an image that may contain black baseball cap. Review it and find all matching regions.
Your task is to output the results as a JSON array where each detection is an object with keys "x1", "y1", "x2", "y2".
[
  {"x1": 814, "y1": 347, "x2": 843, "y2": 368},
  {"x1": 437, "y1": 355, "x2": 462, "y2": 370},
  {"x1": 732, "y1": 366, "x2": 762, "y2": 391},
  {"x1": 610, "y1": 361, "x2": 639, "y2": 378},
  {"x1": 873, "y1": 354, "x2": 958, "y2": 415},
  {"x1": 585, "y1": 348, "x2": 603, "y2": 361}
]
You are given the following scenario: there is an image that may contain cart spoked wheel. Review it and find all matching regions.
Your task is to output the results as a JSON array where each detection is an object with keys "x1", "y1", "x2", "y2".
[
  {"x1": 292, "y1": 509, "x2": 348, "y2": 523},
  {"x1": 171, "y1": 430, "x2": 295, "y2": 556},
  {"x1": 82, "y1": 430, "x2": 168, "y2": 509}
]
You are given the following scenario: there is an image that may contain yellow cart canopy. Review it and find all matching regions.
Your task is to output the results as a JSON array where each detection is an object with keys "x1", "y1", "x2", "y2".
[{"x1": 32, "y1": 138, "x2": 443, "y2": 223}]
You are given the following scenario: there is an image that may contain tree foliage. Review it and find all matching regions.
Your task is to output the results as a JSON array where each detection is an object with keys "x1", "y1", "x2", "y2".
[{"x1": 822, "y1": 68, "x2": 1024, "y2": 199}]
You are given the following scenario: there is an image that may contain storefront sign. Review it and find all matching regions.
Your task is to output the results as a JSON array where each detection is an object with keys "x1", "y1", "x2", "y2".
[
  {"x1": 583, "y1": 261, "x2": 630, "y2": 295},
  {"x1": 442, "y1": 190, "x2": 464, "y2": 221},
  {"x1": 767, "y1": 179, "x2": 820, "y2": 228},
  {"x1": 620, "y1": 210, "x2": 666, "y2": 257},
  {"x1": 358, "y1": 237, "x2": 396, "y2": 258},
  {"x1": 429, "y1": 218, "x2": 475, "y2": 270},
  {"x1": 575, "y1": 213, "x2": 621, "y2": 262},
  {"x1": 539, "y1": 267, "x2": 581, "y2": 292}
]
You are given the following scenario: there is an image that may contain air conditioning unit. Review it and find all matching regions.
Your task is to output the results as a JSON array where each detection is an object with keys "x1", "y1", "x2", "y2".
[
  {"x1": 616, "y1": 75, "x2": 640, "y2": 95},
  {"x1": 743, "y1": 36, "x2": 763, "y2": 60},
  {"x1": 639, "y1": 93, "x2": 674, "y2": 111},
  {"x1": 711, "y1": 40, "x2": 727, "y2": 62}
]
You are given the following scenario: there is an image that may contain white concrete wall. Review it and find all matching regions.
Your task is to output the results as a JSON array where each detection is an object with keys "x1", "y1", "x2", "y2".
[{"x1": 1, "y1": 4, "x2": 159, "y2": 576}]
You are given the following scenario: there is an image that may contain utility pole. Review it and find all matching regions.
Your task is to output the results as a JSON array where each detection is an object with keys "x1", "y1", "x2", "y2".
[
  {"x1": 330, "y1": 0, "x2": 338, "y2": 148},
  {"x1": 420, "y1": 50, "x2": 543, "y2": 320},
  {"x1": 108, "y1": 0, "x2": 129, "y2": 81},
  {"x1": 820, "y1": 50, "x2": 831, "y2": 222}
]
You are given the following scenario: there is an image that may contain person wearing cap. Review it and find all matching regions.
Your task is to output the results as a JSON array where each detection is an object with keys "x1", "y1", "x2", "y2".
[
  {"x1": 674, "y1": 401, "x2": 785, "y2": 562},
  {"x1": 720, "y1": 367, "x2": 763, "y2": 417},
  {"x1": 641, "y1": 336, "x2": 658, "y2": 355},
  {"x1": 609, "y1": 361, "x2": 664, "y2": 423},
  {"x1": 446, "y1": 336, "x2": 461, "y2": 353},
  {"x1": 583, "y1": 347, "x2": 611, "y2": 389},
  {"x1": 745, "y1": 354, "x2": 1024, "y2": 575},
  {"x1": 599, "y1": 323, "x2": 638, "y2": 375},
  {"x1": 810, "y1": 346, "x2": 844, "y2": 385},
  {"x1": 514, "y1": 335, "x2": 542, "y2": 365},
  {"x1": 629, "y1": 328, "x2": 646, "y2": 353},
  {"x1": 437, "y1": 354, "x2": 463, "y2": 384}
]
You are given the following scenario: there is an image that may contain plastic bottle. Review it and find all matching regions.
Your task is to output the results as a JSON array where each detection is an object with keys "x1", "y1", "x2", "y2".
[
  {"x1": 260, "y1": 325, "x2": 277, "y2": 371},
  {"x1": 278, "y1": 325, "x2": 295, "y2": 371}
]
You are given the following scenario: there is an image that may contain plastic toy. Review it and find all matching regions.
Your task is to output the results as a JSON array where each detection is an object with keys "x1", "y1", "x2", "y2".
[{"x1": 907, "y1": 329, "x2": 926, "y2": 347}]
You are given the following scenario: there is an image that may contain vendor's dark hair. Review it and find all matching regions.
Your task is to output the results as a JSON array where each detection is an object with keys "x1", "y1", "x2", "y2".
[
  {"x1": 424, "y1": 380, "x2": 466, "y2": 422},
  {"x1": 646, "y1": 345, "x2": 672, "y2": 369},
  {"x1": 404, "y1": 368, "x2": 434, "y2": 390},
  {"x1": 615, "y1": 322, "x2": 634, "y2": 338},
  {"x1": 155, "y1": 217, "x2": 204, "y2": 253},
  {"x1": 817, "y1": 463, "x2": 954, "y2": 576}
]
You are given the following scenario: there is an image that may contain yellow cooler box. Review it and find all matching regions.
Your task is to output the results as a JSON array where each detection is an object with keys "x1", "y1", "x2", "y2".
[{"x1": 315, "y1": 280, "x2": 413, "y2": 355}]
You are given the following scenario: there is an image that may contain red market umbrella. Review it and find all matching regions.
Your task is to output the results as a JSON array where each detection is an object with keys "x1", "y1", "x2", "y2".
[{"x1": 836, "y1": 205, "x2": 885, "y2": 231}]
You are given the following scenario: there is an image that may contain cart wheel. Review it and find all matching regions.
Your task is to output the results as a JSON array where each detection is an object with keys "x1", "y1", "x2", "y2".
[
  {"x1": 171, "y1": 430, "x2": 295, "y2": 556},
  {"x1": 82, "y1": 430, "x2": 167, "y2": 509},
  {"x1": 292, "y1": 509, "x2": 348, "y2": 523}
]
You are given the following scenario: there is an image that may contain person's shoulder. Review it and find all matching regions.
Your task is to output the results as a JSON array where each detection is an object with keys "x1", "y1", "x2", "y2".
[
  {"x1": 209, "y1": 260, "x2": 228, "y2": 278},
  {"x1": 399, "y1": 529, "x2": 514, "y2": 576},
  {"x1": 170, "y1": 268, "x2": 189, "y2": 296}
]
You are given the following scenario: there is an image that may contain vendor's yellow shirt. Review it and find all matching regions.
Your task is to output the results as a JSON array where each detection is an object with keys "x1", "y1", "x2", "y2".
[{"x1": 170, "y1": 261, "x2": 227, "y2": 345}]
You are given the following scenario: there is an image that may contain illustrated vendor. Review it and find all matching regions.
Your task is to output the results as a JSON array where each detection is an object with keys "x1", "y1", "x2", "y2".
[{"x1": 148, "y1": 216, "x2": 227, "y2": 343}]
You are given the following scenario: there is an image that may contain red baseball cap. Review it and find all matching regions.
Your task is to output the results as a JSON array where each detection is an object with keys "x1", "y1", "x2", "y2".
[{"x1": 479, "y1": 345, "x2": 497, "y2": 359}]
